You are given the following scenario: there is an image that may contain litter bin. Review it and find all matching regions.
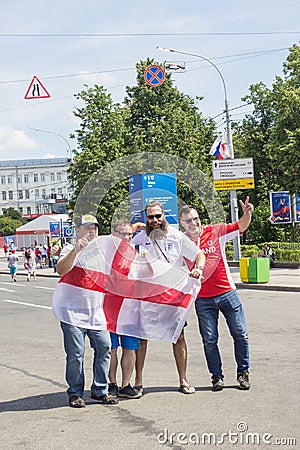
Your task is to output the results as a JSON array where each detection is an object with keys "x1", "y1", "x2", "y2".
[
  {"x1": 239, "y1": 258, "x2": 250, "y2": 282},
  {"x1": 248, "y1": 257, "x2": 270, "y2": 283}
]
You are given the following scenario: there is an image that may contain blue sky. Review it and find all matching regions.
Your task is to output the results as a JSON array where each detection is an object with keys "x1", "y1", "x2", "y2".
[{"x1": 0, "y1": 0, "x2": 299, "y2": 160}]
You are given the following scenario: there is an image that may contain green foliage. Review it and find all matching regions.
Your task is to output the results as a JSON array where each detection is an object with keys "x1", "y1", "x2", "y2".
[
  {"x1": 0, "y1": 217, "x2": 26, "y2": 236},
  {"x1": 2, "y1": 207, "x2": 25, "y2": 221},
  {"x1": 233, "y1": 44, "x2": 300, "y2": 242},
  {"x1": 226, "y1": 242, "x2": 300, "y2": 262},
  {"x1": 68, "y1": 48, "x2": 300, "y2": 239},
  {"x1": 68, "y1": 60, "x2": 216, "y2": 232},
  {"x1": 0, "y1": 208, "x2": 27, "y2": 235}
]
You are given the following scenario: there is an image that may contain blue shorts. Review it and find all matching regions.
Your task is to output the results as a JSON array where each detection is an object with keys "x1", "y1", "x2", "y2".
[
  {"x1": 10, "y1": 267, "x2": 18, "y2": 275},
  {"x1": 110, "y1": 332, "x2": 140, "y2": 350}
]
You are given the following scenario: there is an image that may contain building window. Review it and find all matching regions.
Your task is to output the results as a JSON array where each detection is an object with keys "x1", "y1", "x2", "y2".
[
  {"x1": 25, "y1": 190, "x2": 30, "y2": 199},
  {"x1": 34, "y1": 173, "x2": 38, "y2": 182},
  {"x1": 8, "y1": 191, "x2": 13, "y2": 200},
  {"x1": 24, "y1": 174, "x2": 29, "y2": 183},
  {"x1": 7, "y1": 176, "x2": 12, "y2": 184},
  {"x1": 40, "y1": 173, "x2": 45, "y2": 182},
  {"x1": 42, "y1": 188, "x2": 46, "y2": 198},
  {"x1": 57, "y1": 172, "x2": 62, "y2": 181},
  {"x1": 19, "y1": 207, "x2": 23, "y2": 214},
  {"x1": 18, "y1": 176, "x2": 22, "y2": 184},
  {"x1": 35, "y1": 189, "x2": 39, "y2": 198},
  {"x1": 26, "y1": 207, "x2": 31, "y2": 215},
  {"x1": 58, "y1": 188, "x2": 63, "y2": 195},
  {"x1": 1, "y1": 176, "x2": 6, "y2": 184},
  {"x1": 2, "y1": 191, "x2": 6, "y2": 200},
  {"x1": 50, "y1": 173, "x2": 55, "y2": 181},
  {"x1": 18, "y1": 190, "x2": 23, "y2": 199},
  {"x1": 36, "y1": 205, "x2": 40, "y2": 214}
]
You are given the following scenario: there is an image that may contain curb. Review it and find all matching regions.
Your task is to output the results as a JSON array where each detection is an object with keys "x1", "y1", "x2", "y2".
[{"x1": 236, "y1": 282, "x2": 300, "y2": 293}]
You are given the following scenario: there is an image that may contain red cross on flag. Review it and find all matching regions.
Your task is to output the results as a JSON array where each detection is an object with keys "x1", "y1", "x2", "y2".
[{"x1": 52, "y1": 235, "x2": 200, "y2": 343}]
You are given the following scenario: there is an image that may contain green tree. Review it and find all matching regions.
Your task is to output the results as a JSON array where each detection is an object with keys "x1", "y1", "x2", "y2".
[
  {"x1": 69, "y1": 60, "x2": 217, "y2": 232},
  {"x1": 233, "y1": 44, "x2": 300, "y2": 243},
  {"x1": 69, "y1": 84, "x2": 128, "y2": 197},
  {"x1": 0, "y1": 208, "x2": 26, "y2": 236},
  {"x1": 124, "y1": 59, "x2": 217, "y2": 221}
]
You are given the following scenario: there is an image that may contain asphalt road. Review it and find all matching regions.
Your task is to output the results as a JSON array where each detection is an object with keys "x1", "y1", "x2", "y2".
[{"x1": 0, "y1": 274, "x2": 299, "y2": 450}]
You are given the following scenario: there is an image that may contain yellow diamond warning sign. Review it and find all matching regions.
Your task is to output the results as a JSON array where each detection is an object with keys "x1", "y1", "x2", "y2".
[{"x1": 213, "y1": 178, "x2": 255, "y2": 191}]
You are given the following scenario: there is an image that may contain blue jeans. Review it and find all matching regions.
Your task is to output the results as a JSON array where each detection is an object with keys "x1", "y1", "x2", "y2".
[
  {"x1": 60, "y1": 322, "x2": 111, "y2": 397},
  {"x1": 195, "y1": 290, "x2": 249, "y2": 379}
]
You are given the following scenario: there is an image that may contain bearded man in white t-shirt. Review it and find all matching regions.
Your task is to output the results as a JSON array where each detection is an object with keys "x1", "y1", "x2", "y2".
[{"x1": 132, "y1": 201, "x2": 205, "y2": 396}]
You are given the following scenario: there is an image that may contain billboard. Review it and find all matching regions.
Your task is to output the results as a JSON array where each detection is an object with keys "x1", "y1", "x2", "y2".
[
  {"x1": 49, "y1": 221, "x2": 75, "y2": 239},
  {"x1": 129, "y1": 173, "x2": 178, "y2": 226},
  {"x1": 294, "y1": 194, "x2": 300, "y2": 223},
  {"x1": 269, "y1": 191, "x2": 291, "y2": 224}
]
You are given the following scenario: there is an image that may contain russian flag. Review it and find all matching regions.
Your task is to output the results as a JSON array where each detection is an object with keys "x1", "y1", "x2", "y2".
[{"x1": 209, "y1": 132, "x2": 231, "y2": 159}]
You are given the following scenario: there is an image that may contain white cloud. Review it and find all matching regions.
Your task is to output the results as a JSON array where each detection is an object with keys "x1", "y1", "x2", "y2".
[{"x1": 0, "y1": 126, "x2": 37, "y2": 158}]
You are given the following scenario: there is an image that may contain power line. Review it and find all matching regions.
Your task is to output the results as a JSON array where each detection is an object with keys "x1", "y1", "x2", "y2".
[
  {"x1": 0, "y1": 47, "x2": 289, "y2": 86},
  {"x1": 0, "y1": 31, "x2": 299, "y2": 37}
]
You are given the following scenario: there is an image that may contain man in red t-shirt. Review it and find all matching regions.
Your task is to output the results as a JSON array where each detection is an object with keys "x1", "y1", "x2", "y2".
[{"x1": 179, "y1": 196, "x2": 254, "y2": 391}]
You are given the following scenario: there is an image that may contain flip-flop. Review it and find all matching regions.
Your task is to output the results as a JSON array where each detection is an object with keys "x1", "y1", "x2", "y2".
[
  {"x1": 133, "y1": 385, "x2": 143, "y2": 395},
  {"x1": 179, "y1": 384, "x2": 195, "y2": 394}
]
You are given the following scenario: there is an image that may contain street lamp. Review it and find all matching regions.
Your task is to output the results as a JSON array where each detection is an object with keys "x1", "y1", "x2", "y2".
[
  {"x1": 27, "y1": 127, "x2": 73, "y2": 162},
  {"x1": 157, "y1": 46, "x2": 241, "y2": 260}
]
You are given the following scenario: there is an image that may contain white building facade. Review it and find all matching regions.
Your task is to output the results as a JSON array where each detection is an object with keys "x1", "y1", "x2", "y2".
[{"x1": 0, "y1": 158, "x2": 72, "y2": 217}]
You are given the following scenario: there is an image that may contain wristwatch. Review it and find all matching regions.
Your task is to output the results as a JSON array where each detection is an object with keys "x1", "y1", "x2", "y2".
[{"x1": 196, "y1": 265, "x2": 204, "y2": 270}]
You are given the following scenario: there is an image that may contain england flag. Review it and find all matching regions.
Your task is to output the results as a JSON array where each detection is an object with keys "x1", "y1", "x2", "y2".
[{"x1": 53, "y1": 235, "x2": 200, "y2": 343}]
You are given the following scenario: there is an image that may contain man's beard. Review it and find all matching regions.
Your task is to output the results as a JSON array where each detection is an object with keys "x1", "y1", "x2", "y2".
[{"x1": 146, "y1": 219, "x2": 168, "y2": 239}]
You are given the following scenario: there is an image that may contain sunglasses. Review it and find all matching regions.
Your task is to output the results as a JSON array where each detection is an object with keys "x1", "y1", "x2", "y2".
[
  {"x1": 147, "y1": 214, "x2": 163, "y2": 220},
  {"x1": 182, "y1": 217, "x2": 200, "y2": 224}
]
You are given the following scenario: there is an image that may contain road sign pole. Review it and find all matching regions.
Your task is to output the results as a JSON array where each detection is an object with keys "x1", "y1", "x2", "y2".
[
  {"x1": 225, "y1": 97, "x2": 241, "y2": 260},
  {"x1": 158, "y1": 46, "x2": 241, "y2": 260}
]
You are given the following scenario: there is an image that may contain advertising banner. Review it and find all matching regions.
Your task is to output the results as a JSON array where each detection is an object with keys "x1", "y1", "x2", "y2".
[
  {"x1": 294, "y1": 194, "x2": 300, "y2": 223},
  {"x1": 269, "y1": 191, "x2": 291, "y2": 224}
]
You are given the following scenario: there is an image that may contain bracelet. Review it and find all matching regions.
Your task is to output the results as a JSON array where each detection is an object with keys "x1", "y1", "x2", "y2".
[{"x1": 196, "y1": 265, "x2": 204, "y2": 270}]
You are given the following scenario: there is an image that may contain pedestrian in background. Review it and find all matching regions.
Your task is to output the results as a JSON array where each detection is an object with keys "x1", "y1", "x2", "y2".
[
  {"x1": 24, "y1": 248, "x2": 37, "y2": 282},
  {"x1": 7, "y1": 249, "x2": 19, "y2": 282}
]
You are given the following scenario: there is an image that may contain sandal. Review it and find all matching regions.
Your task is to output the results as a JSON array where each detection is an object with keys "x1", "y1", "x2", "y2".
[
  {"x1": 179, "y1": 384, "x2": 195, "y2": 394},
  {"x1": 133, "y1": 385, "x2": 143, "y2": 395}
]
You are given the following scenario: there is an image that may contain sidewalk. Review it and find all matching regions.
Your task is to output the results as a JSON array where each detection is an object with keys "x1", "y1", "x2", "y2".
[
  {"x1": 1, "y1": 254, "x2": 299, "y2": 292},
  {"x1": 230, "y1": 265, "x2": 300, "y2": 292}
]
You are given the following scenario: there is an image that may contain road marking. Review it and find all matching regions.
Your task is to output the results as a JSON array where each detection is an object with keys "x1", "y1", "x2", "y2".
[
  {"x1": 1, "y1": 299, "x2": 52, "y2": 309},
  {"x1": 0, "y1": 287, "x2": 15, "y2": 293},
  {"x1": 34, "y1": 286, "x2": 55, "y2": 291},
  {"x1": 0, "y1": 281, "x2": 26, "y2": 287}
]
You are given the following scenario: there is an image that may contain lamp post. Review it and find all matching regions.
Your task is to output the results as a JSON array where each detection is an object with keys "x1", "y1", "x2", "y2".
[
  {"x1": 157, "y1": 46, "x2": 241, "y2": 260},
  {"x1": 27, "y1": 127, "x2": 73, "y2": 162}
]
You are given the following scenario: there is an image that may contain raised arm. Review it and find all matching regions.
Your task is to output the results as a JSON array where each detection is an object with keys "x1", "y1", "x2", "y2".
[{"x1": 238, "y1": 196, "x2": 254, "y2": 233}]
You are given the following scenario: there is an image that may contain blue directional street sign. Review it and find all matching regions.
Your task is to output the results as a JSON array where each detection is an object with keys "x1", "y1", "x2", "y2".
[
  {"x1": 144, "y1": 64, "x2": 165, "y2": 87},
  {"x1": 129, "y1": 172, "x2": 178, "y2": 226}
]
